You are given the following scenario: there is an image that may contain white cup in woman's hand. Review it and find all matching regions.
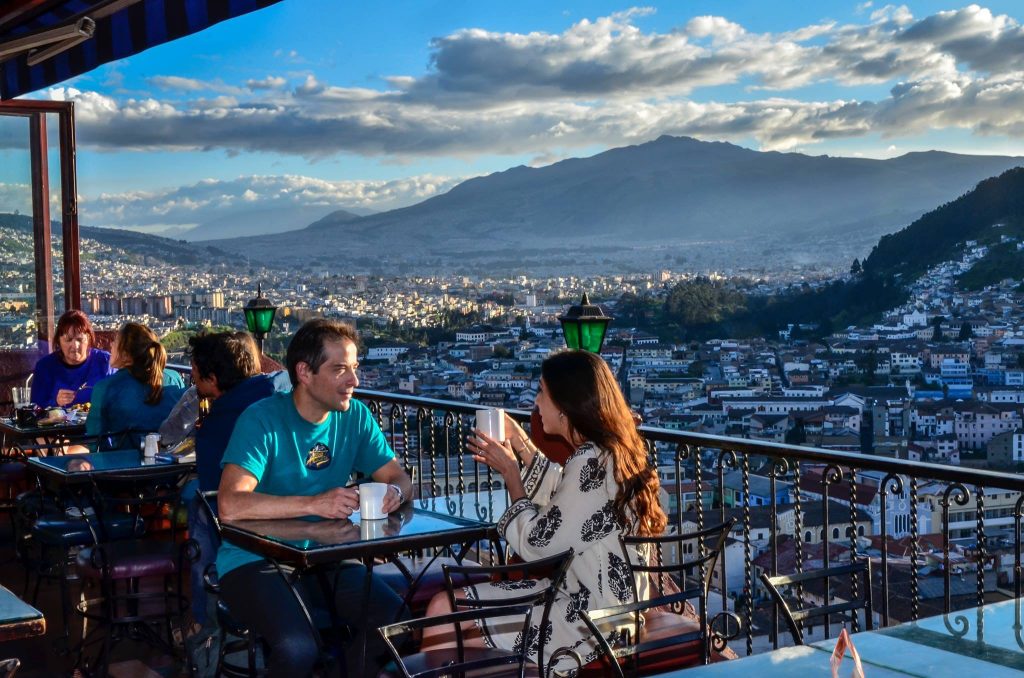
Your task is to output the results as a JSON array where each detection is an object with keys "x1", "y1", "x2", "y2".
[{"x1": 475, "y1": 408, "x2": 505, "y2": 441}]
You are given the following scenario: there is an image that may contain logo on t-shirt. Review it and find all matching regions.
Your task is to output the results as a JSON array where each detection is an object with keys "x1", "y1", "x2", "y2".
[{"x1": 305, "y1": 442, "x2": 332, "y2": 470}]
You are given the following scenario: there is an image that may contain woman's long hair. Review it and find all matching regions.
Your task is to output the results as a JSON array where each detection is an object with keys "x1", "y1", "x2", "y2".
[
  {"x1": 542, "y1": 351, "x2": 667, "y2": 537},
  {"x1": 115, "y1": 323, "x2": 167, "y2": 405}
]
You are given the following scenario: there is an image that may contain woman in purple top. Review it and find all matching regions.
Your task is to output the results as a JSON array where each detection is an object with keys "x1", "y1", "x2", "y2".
[{"x1": 30, "y1": 310, "x2": 113, "y2": 408}]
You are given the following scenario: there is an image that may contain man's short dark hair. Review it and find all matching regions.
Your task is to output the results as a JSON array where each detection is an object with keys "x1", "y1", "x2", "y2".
[
  {"x1": 189, "y1": 331, "x2": 261, "y2": 392},
  {"x1": 286, "y1": 319, "x2": 359, "y2": 387}
]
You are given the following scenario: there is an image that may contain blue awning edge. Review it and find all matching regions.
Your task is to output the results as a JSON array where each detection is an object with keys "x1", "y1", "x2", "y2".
[{"x1": 0, "y1": 0, "x2": 285, "y2": 100}]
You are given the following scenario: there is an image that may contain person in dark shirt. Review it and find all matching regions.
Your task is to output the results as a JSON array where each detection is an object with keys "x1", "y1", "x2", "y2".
[{"x1": 184, "y1": 331, "x2": 289, "y2": 630}]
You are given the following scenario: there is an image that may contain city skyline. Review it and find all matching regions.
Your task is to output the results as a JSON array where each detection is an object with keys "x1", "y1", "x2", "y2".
[{"x1": 2, "y1": 1, "x2": 1024, "y2": 236}]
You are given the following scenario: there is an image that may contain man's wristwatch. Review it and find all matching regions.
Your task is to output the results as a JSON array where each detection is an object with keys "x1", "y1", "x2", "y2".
[{"x1": 389, "y1": 483, "x2": 405, "y2": 504}]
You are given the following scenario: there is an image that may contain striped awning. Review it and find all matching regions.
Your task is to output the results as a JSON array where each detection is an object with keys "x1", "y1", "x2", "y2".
[{"x1": 0, "y1": 0, "x2": 284, "y2": 99}]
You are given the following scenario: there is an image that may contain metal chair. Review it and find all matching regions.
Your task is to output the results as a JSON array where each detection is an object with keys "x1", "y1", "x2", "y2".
[
  {"x1": 759, "y1": 559, "x2": 874, "y2": 645},
  {"x1": 579, "y1": 519, "x2": 739, "y2": 677},
  {"x1": 379, "y1": 604, "x2": 539, "y2": 678},
  {"x1": 442, "y1": 548, "x2": 577, "y2": 675},
  {"x1": 194, "y1": 490, "x2": 266, "y2": 678},
  {"x1": 20, "y1": 452, "x2": 142, "y2": 649},
  {"x1": 73, "y1": 466, "x2": 198, "y2": 676},
  {"x1": 383, "y1": 549, "x2": 574, "y2": 678}
]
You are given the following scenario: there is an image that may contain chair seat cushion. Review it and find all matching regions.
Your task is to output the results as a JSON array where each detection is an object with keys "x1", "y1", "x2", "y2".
[
  {"x1": 32, "y1": 512, "x2": 139, "y2": 547},
  {"x1": 375, "y1": 557, "x2": 489, "y2": 613},
  {"x1": 77, "y1": 540, "x2": 179, "y2": 580}
]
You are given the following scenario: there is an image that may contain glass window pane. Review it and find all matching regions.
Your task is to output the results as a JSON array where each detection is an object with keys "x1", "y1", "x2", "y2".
[{"x1": 0, "y1": 113, "x2": 37, "y2": 408}]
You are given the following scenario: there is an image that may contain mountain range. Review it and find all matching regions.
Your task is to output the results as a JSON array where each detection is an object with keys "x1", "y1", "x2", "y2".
[
  {"x1": 176, "y1": 206, "x2": 366, "y2": 241},
  {"x1": 211, "y1": 135, "x2": 1024, "y2": 271}
]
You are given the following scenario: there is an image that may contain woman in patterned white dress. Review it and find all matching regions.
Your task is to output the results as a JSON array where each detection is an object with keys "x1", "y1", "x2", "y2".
[{"x1": 422, "y1": 350, "x2": 668, "y2": 674}]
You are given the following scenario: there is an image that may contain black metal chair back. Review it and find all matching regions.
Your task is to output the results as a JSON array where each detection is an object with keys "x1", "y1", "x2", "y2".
[
  {"x1": 441, "y1": 548, "x2": 573, "y2": 677},
  {"x1": 581, "y1": 518, "x2": 737, "y2": 678},
  {"x1": 759, "y1": 558, "x2": 874, "y2": 645},
  {"x1": 379, "y1": 603, "x2": 537, "y2": 678},
  {"x1": 87, "y1": 466, "x2": 193, "y2": 542}
]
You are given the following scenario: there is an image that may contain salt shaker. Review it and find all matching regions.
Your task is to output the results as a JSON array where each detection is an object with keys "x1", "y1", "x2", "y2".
[{"x1": 144, "y1": 433, "x2": 161, "y2": 458}]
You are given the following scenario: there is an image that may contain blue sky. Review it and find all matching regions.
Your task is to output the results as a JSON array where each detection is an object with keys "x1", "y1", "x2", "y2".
[{"x1": 4, "y1": 1, "x2": 1024, "y2": 235}]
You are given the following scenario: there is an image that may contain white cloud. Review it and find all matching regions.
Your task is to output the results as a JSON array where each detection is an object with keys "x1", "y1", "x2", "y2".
[
  {"x1": 23, "y1": 5, "x2": 1024, "y2": 161},
  {"x1": 77, "y1": 174, "x2": 465, "y2": 231}
]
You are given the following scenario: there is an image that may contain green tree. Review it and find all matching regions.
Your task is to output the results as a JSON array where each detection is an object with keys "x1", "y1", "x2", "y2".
[
  {"x1": 958, "y1": 322, "x2": 974, "y2": 341},
  {"x1": 850, "y1": 258, "x2": 862, "y2": 276},
  {"x1": 931, "y1": 316, "x2": 945, "y2": 342},
  {"x1": 664, "y1": 278, "x2": 746, "y2": 328}
]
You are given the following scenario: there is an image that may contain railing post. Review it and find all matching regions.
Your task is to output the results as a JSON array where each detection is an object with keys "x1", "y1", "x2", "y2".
[
  {"x1": 768, "y1": 458, "x2": 788, "y2": 649},
  {"x1": 848, "y1": 467, "x2": 859, "y2": 633},
  {"x1": 716, "y1": 450, "x2": 737, "y2": 630},
  {"x1": 941, "y1": 483, "x2": 970, "y2": 613},
  {"x1": 976, "y1": 486, "x2": 986, "y2": 609},
  {"x1": 821, "y1": 464, "x2": 844, "y2": 639},
  {"x1": 879, "y1": 474, "x2": 904, "y2": 627},
  {"x1": 910, "y1": 477, "x2": 920, "y2": 621},
  {"x1": 742, "y1": 454, "x2": 753, "y2": 656}
]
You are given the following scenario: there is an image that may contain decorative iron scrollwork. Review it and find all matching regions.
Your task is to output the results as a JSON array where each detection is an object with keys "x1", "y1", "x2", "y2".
[{"x1": 711, "y1": 611, "x2": 743, "y2": 652}]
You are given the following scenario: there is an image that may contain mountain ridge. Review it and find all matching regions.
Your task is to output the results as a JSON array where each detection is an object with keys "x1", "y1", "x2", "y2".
[{"x1": 212, "y1": 135, "x2": 1024, "y2": 270}]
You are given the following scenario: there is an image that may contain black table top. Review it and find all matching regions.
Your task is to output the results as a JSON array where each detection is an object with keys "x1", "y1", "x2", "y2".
[
  {"x1": 0, "y1": 415, "x2": 86, "y2": 438},
  {"x1": 27, "y1": 449, "x2": 195, "y2": 483},
  {"x1": 221, "y1": 495, "x2": 502, "y2": 568}
]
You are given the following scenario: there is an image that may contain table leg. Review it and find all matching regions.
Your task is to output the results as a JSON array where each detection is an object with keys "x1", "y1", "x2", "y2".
[{"x1": 358, "y1": 557, "x2": 375, "y2": 675}]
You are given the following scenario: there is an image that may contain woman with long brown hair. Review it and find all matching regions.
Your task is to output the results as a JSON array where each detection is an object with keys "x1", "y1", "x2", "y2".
[
  {"x1": 85, "y1": 322, "x2": 185, "y2": 450},
  {"x1": 422, "y1": 350, "x2": 667, "y2": 671}
]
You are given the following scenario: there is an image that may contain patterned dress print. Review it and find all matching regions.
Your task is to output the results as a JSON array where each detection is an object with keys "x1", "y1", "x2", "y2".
[{"x1": 467, "y1": 443, "x2": 650, "y2": 675}]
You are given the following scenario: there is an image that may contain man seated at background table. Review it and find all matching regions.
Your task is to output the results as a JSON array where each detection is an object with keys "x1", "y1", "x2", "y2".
[
  {"x1": 216, "y1": 319, "x2": 412, "y2": 678},
  {"x1": 177, "y1": 331, "x2": 291, "y2": 638}
]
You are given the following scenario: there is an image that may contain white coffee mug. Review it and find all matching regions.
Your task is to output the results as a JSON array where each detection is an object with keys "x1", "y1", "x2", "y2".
[
  {"x1": 359, "y1": 482, "x2": 388, "y2": 520},
  {"x1": 475, "y1": 408, "x2": 506, "y2": 441}
]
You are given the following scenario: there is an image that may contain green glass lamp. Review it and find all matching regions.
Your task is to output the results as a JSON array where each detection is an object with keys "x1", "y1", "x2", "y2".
[
  {"x1": 558, "y1": 293, "x2": 611, "y2": 354},
  {"x1": 243, "y1": 283, "x2": 278, "y2": 353}
]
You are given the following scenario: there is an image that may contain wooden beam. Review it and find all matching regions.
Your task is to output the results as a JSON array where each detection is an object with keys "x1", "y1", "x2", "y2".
[{"x1": 59, "y1": 104, "x2": 80, "y2": 310}]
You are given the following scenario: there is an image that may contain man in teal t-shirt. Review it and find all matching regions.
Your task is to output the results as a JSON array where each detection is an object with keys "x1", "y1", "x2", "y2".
[{"x1": 216, "y1": 319, "x2": 413, "y2": 678}]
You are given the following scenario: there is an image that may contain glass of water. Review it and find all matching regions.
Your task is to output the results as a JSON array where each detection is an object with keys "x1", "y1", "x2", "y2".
[{"x1": 11, "y1": 386, "x2": 31, "y2": 409}]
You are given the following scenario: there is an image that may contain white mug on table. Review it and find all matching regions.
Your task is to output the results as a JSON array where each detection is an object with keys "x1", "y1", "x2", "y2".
[{"x1": 359, "y1": 482, "x2": 388, "y2": 520}]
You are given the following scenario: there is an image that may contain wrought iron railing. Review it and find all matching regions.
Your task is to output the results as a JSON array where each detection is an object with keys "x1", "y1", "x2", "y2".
[{"x1": 353, "y1": 387, "x2": 1024, "y2": 656}]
